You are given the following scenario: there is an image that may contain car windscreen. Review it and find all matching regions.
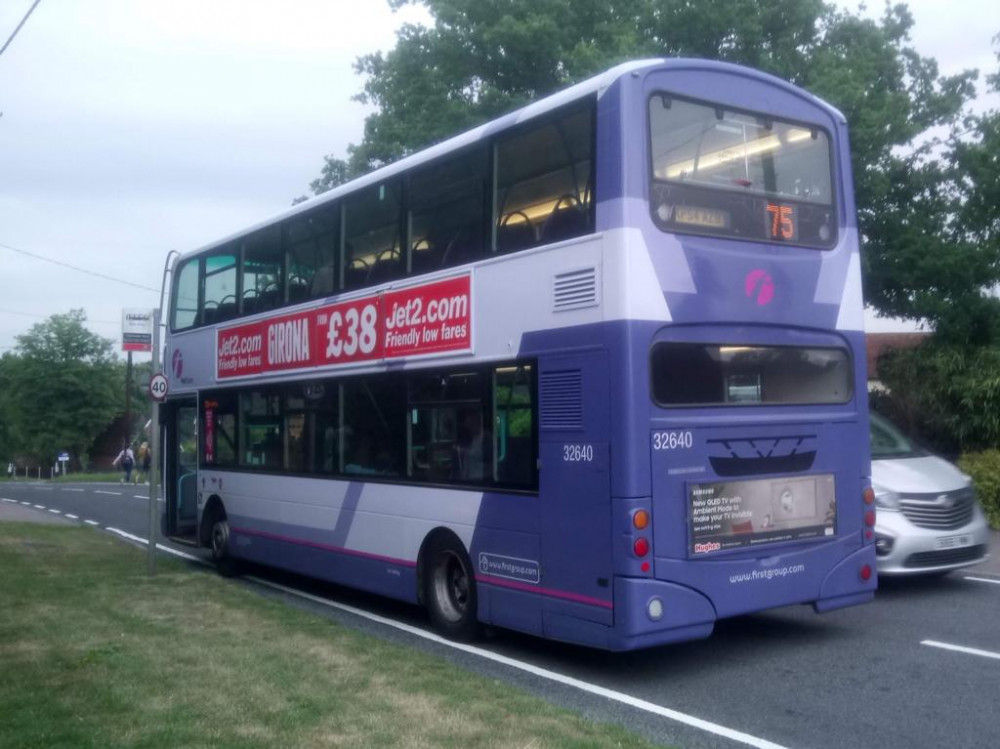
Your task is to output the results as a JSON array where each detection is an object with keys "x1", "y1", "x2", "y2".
[
  {"x1": 870, "y1": 412, "x2": 925, "y2": 459},
  {"x1": 651, "y1": 343, "x2": 852, "y2": 407},
  {"x1": 648, "y1": 94, "x2": 837, "y2": 248}
]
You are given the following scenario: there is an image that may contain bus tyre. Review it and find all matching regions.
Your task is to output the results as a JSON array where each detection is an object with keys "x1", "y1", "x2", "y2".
[
  {"x1": 210, "y1": 518, "x2": 240, "y2": 578},
  {"x1": 424, "y1": 534, "x2": 479, "y2": 641}
]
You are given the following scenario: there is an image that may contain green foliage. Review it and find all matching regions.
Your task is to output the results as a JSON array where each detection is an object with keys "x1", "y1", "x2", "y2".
[
  {"x1": 2, "y1": 310, "x2": 122, "y2": 467},
  {"x1": 957, "y1": 451, "x2": 1000, "y2": 529},
  {"x1": 875, "y1": 342, "x2": 1000, "y2": 455}
]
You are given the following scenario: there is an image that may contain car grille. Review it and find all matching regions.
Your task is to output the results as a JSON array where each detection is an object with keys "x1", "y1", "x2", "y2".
[
  {"x1": 898, "y1": 487, "x2": 976, "y2": 530},
  {"x1": 903, "y1": 545, "x2": 987, "y2": 569}
]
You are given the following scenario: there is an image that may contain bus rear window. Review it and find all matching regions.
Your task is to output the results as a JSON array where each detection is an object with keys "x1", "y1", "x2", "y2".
[
  {"x1": 651, "y1": 343, "x2": 852, "y2": 406},
  {"x1": 648, "y1": 95, "x2": 836, "y2": 248}
]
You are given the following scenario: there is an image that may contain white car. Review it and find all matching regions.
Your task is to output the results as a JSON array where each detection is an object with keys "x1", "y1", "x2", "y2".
[{"x1": 870, "y1": 412, "x2": 991, "y2": 575}]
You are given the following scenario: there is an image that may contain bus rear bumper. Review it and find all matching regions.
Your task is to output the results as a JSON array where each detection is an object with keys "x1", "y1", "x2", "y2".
[{"x1": 598, "y1": 577, "x2": 717, "y2": 651}]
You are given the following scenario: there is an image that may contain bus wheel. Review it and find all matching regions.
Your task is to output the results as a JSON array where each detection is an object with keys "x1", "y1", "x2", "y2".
[
  {"x1": 210, "y1": 518, "x2": 240, "y2": 577},
  {"x1": 424, "y1": 534, "x2": 479, "y2": 641}
]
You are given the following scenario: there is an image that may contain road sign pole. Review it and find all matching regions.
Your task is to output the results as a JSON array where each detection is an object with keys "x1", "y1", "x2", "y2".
[{"x1": 148, "y1": 308, "x2": 161, "y2": 576}]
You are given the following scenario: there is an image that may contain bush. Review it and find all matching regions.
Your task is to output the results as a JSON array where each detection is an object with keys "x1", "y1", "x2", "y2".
[
  {"x1": 877, "y1": 343, "x2": 1000, "y2": 456},
  {"x1": 958, "y1": 450, "x2": 1000, "y2": 530}
]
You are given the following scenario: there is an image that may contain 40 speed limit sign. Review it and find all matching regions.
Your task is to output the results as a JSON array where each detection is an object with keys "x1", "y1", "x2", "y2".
[{"x1": 148, "y1": 373, "x2": 169, "y2": 401}]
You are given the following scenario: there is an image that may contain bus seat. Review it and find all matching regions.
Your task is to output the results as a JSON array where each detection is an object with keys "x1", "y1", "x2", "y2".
[
  {"x1": 411, "y1": 242, "x2": 442, "y2": 273},
  {"x1": 202, "y1": 304, "x2": 218, "y2": 325},
  {"x1": 540, "y1": 199, "x2": 588, "y2": 244},
  {"x1": 241, "y1": 290, "x2": 258, "y2": 315},
  {"x1": 344, "y1": 258, "x2": 369, "y2": 290},
  {"x1": 215, "y1": 296, "x2": 238, "y2": 322},
  {"x1": 288, "y1": 276, "x2": 310, "y2": 304},
  {"x1": 257, "y1": 286, "x2": 281, "y2": 313},
  {"x1": 497, "y1": 212, "x2": 536, "y2": 253},
  {"x1": 441, "y1": 226, "x2": 483, "y2": 267},
  {"x1": 369, "y1": 249, "x2": 401, "y2": 284}
]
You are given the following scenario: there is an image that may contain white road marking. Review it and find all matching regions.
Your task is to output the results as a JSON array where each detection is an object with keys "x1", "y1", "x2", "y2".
[
  {"x1": 94, "y1": 525, "x2": 787, "y2": 749},
  {"x1": 249, "y1": 575, "x2": 790, "y2": 749},
  {"x1": 965, "y1": 576, "x2": 1000, "y2": 586},
  {"x1": 1, "y1": 498, "x2": 16, "y2": 503},
  {"x1": 62, "y1": 488, "x2": 84, "y2": 492},
  {"x1": 65, "y1": 514, "x2": 79, "y2": 520},
  {"x1": 84, "y1": 520, "x2": 99, "y2": 526},
  {"x1": 95, "y1": 490, "x2": 122, "y2": 496},
  {"x1": 33, "y1": 504, "x2": 45, "y2": 509},
  {"x1": 20, "y1": 501, "x2": 31, "y2": 506},
  {"x1": 47, "y1": 509, "x2": 61, "y2": 514},
  {"x1": 922, "y1": 640, "x2": 1000, "y2": 662},
  {"x1": 104, "y1": 528, "x2": 204, "y2": 563}
]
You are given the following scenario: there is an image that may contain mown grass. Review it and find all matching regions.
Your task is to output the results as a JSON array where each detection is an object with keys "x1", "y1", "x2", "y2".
[{"x1": 0, "y1": 523, "x2": 661, "y2": 748}]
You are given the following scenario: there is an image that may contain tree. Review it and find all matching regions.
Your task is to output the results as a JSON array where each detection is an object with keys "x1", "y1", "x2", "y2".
[
  {"x1": 4, "y1": 310, "x2": 121, "y2": 468},
  {"x1": 307, "y1": 0, "x2": 991, "y2": 336}
]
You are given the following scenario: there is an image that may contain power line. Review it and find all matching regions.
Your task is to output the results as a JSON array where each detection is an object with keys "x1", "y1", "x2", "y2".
[
  {"x1": 0, "y1": 240, "x2": 160, "y2": 293},
  {"x1": 0, "y1": 0, "x2": 43, "y2": 59},
  {"x1": 0, "y1": 306, "x2": 118, "y2": 325}
]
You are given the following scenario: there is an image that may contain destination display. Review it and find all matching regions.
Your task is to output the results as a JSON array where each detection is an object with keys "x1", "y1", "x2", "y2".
[
  {"x1": 216, "y1": 274, "x2": 471, "y2": 379},
  {"x1": 689, "y1": 474, "x2": 836, "y2": 555}
]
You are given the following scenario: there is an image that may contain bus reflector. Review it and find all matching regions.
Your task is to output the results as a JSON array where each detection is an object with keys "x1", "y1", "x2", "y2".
[
  {"x1": 860, "y1": 564, "x2": 872, "y2": 582},
  {"x1": 633, "y1": 510, "x2": 650, "y2": 530},
  {"x1": 864, "y1": 510, "x2": 875, "y2": 527},
  {"x1": 634, "y1": 538, "x2": 650, "y2": 557},
  {"x1": 863, "y1": 487, "x2": 875, "y2": 504},
  {"x1": 641, "y1": 561, "x2": 651, "y2": 573}
]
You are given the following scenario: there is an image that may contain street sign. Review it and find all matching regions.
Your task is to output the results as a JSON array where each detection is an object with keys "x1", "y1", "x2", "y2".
[
  {"x1": 58, "y1": 453, "x2": 69, "y2": 462},
  {"x1": 122, "y1": 309, "x2": 153, "y2": 353},
  {"x1": 149, "y1": 373, "x2": 169, "y2": 401}
]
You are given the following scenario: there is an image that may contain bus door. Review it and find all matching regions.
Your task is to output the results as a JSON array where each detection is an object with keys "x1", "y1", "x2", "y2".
[
  {"x1": 162, "y1": 397, "x2": 199, "y2": 541},
  {"x1": 538, "y1": 352, "x2": 613, "y2": 630}
]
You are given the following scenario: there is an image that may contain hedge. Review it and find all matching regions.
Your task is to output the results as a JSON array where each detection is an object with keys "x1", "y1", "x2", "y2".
[{"x1": 958, "y1": 450, "x2": 1000, "y2": 530}]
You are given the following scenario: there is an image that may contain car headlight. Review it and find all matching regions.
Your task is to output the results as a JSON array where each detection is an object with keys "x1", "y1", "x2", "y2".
[{"x1": 873, "y1": 484, "x2": 900, "y2": 510}]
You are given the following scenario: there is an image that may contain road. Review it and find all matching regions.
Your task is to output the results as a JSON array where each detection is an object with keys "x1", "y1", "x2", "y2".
[{"x1": 2, "y1": 480, "x2": 998, "y2": 749}]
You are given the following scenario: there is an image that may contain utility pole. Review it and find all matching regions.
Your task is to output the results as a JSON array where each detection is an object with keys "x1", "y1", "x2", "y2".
[{"x1": 147, "y1": 309, "x2": 161, "y2": 576}]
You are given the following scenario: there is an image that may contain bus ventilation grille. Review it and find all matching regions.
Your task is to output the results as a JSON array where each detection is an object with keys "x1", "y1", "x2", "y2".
[
  {"x1": 552, "y1": 267, "x2": 599, "y2": 311},
  {"x1": 539, "y1": 370, "x2": 584, "y2": 430}
]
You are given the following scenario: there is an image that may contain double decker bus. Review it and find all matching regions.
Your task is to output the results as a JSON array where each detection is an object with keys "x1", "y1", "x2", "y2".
[{"x1": 161, "y1": 59, "x2": 876, "y2": 651}]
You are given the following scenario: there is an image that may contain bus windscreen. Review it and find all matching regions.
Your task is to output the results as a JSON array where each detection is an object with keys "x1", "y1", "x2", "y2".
[{"x1": 648, "y1": 94, "x2": 837, "y2": 248}]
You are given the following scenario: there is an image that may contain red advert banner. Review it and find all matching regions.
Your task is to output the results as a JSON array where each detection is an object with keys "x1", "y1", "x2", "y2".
[{"x1": 216, "y1": 274, "x2": 472, "y2": 379}]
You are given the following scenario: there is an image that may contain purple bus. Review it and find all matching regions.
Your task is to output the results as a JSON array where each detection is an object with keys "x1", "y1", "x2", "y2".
[{"x1": 161, "y1": 59, "x2": 876, "y2": 651}]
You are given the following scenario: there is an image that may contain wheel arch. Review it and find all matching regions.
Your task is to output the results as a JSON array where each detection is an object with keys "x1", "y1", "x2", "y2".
[{"x1": 416, "y1": 526, "x2": 470, "y2": 607}]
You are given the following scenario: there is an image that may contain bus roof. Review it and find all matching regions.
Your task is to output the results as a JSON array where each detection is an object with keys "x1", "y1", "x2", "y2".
[{"x1": 176, "y1": 57, "x2": 842, "y2": 262}]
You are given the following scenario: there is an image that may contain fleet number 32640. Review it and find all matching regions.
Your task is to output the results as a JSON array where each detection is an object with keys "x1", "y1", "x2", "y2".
[{"x1": 652, "y1": 431, "x2": 694, "y2": 450}]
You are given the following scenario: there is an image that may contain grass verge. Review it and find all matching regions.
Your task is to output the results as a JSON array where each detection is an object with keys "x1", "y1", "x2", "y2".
[{"x1": 0, "y1": 523, "x2": 659, "y2": 748}]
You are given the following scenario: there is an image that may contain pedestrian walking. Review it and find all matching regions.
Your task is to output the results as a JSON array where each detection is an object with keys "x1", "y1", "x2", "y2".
[{"x1": 112, "y1": 442, "x2": 135, "y2": 484}]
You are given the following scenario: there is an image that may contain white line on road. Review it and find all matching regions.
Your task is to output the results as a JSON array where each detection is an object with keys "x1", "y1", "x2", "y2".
[
  {"x1": 84, "y1": 520, "x2": 99, "y2": 526},
  {"x1": 965, "y1": 576, "x2": 1000, "y2": 586},
  {"x1": 65, "y1": 514, "x2": 79, "y2": 520},
  {"x1": 93, "y1": 525, "x2": 787, "y2": 749},
  {"x1": 62, "y1": 488, "x2": 84, "y2": 492},
  {"x1": 95, "y1": 490, "x2": 122, "y2": 496},
  {"x1": 33, "y1": 504, "x2": 45, "y2": 509},
  {"x1": 47, "y1": 509, "x2": 61, "y2": 514},
  {"x1": 1, "y1": 498, "x2": 15, "y2": 503},
  {"x1": 104, "y1": 528, "x2": 204, "y2": 563},
  {"x1": 922, "y1": 640, "x2": 1000, "y2": 661},
  {"x1": 20, "y1": 501, "x2": 30, "y2": 506},
  {"x1": 248, "y1": 575, "x2": 790, "y2": 749}
]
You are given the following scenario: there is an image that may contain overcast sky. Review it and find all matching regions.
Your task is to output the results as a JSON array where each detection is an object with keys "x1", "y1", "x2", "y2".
[{"x1": 1, "y1": 1, "x2": 997, "y2": 358}]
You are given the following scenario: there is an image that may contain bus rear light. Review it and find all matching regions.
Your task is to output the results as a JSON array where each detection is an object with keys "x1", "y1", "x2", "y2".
[
  {"x1": 633, "y1": 537, "x2": 650, "y2": 557},
  {"x1": 863, "y1": 487, "x2": 875, "y2": 504},
  {"x1": 633, "y1": 509, "x2": 650, "y2": 530},
  {"x1": 860, "y1": 564, "x2": 872, "y2": 582},
  {"x1": 864, "y1": 510, "x2": 875, "y2": 528}
]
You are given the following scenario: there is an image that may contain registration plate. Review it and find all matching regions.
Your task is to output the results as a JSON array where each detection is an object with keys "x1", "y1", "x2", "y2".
[{"x1": 935, "y1": 534, "x2": 973, "y2": 550}]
